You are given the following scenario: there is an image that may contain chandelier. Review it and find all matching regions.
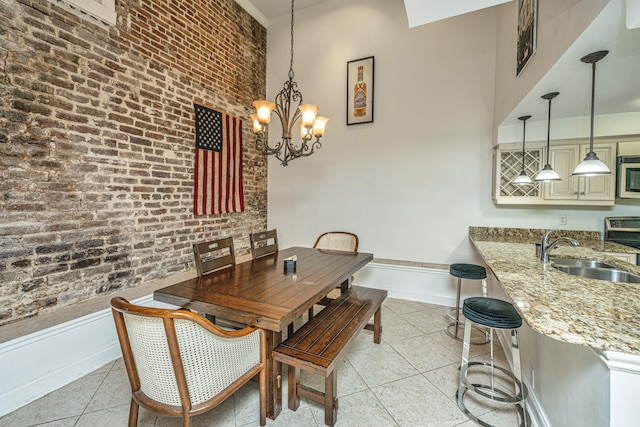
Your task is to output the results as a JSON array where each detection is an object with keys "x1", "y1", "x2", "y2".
[{"x1": 250, "y1": 0, "x2": 328, "y2": 167}]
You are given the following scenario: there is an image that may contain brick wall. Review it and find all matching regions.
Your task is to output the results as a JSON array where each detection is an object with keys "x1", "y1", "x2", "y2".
[{"x1": 0, "y1": 0, "x2": 268, "y2": 325}]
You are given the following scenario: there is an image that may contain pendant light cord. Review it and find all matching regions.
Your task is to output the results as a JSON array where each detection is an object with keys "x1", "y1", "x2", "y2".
[
  {"x1": 589, "y1": 61, "x2": 596, "y2": 152},
  {"x1": 545, "y1": 98, "x2": 551, "y2": 164},
  {"x1": 521, "y1": 119, "x2": 527, "y2": 171}
]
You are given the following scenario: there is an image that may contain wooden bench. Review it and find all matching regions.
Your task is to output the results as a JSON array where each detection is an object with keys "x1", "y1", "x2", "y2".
[{"x1": 272, "y1": 285, "x2": 387, "y2": 426}]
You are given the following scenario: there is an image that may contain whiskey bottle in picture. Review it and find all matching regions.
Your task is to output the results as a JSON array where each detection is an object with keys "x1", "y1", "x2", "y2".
[{"x1": 353, "y1": 65, "x2": 367, "y2": 117}]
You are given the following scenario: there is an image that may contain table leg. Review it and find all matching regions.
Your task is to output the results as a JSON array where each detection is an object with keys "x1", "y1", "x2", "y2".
[
  {"x1": 266, "y1": 329, "x2": 282, "y2": 420},
  {"x1": 340, "y1": 276, "x2": 351, "y2": 292}
]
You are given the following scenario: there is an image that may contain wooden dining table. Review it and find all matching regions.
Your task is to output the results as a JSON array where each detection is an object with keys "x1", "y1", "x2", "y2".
[{"x1": 153, "y1": 246, "x2": 374, "y2": 420}]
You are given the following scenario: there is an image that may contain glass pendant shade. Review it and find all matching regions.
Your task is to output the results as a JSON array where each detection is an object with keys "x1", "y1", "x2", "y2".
[
  {"x1": 572, "y1": 152, "x2": 611, "y2": 176},
  {"x1": 572, "y1": 50, "x2": 611, "y2": 176},
  {"x1": 513, "y1": 172, "x2": 534, "y2": 185},
  {"x1": 535, "y1": 92, "x2": 561, "y2": 182},
  {"x1": 535, "y1": 164, "x2": 561, "y2": 181},
  {"x1": 514, "y1": 115, "x2": 533, "y2": 185}
]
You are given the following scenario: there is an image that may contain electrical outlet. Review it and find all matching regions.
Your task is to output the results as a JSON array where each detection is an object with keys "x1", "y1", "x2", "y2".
[{"x1": 559, "y1": 214, "x2": 567, "y2": 225}]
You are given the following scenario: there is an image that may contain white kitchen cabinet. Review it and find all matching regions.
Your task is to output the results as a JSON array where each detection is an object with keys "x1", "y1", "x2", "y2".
[
  {"x1": 494, "y1": 141, "x2": 616, "y2": 206},
  {"x1": 544, "y1": 143, "x2": 616, "y2": 203}
]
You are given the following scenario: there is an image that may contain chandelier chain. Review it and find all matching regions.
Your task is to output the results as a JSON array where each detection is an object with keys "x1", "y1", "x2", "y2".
[{"x1": 288, "y1": 0, "x2": 295, "y2": 81}]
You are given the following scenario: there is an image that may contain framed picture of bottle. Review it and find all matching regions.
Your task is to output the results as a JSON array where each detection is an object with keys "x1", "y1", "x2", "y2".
[
  {"x1": 516, "y1": 0, "x2": 537, "y2": 76},
  {"x1": 347, "y1": 56, "x2": 374, "y2": 125}
]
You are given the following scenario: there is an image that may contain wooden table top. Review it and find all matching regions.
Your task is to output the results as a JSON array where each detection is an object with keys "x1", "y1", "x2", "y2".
[{"x1": 154, "y1": 247, "x2": 373, "y2": 332}]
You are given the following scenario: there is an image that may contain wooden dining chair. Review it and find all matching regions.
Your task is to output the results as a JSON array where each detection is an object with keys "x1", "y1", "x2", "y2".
[
  {"x1": 313, "y1": 231, "x2": 359, "y2": 253},
  {"x1": 250, "y1": 229, "x2": 279, "y2": 259},
  {"x1": 193, "y1": 237, "x2": 235, "y2": 277},
  {"x1": 310, "y1": 231, "x2": 360, "y2": 320},
  {"x1": 111, "y1": 297, "x2": 266, "y2": 427}
]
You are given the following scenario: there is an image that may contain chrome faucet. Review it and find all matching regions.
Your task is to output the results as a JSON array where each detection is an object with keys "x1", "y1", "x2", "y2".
[{"x1": 539, "y1": 230, "x2": 580, "y2": 263}]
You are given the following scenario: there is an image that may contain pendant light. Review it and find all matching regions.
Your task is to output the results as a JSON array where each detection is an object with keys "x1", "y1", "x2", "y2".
[
  {"x1": 572, "y1": 50, "x2": 611, "y2": 176},
  {"x1": 534, "y1": 92, "x2": 561, "y2": 181},
  {"x1": 513, "y1": 115, "x2": 533, "y2": 185}
]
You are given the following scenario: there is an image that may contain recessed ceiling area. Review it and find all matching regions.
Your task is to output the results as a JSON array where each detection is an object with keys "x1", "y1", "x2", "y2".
[
  {"x1": 234, "y1": 0, "x2": 326, "y2": 27},
  {"x1": 402, "y1": 0, "x2": 512, "y2": 27},
  {"x1": 235, "y1": 0, "x2": 513, "y2": 28}
]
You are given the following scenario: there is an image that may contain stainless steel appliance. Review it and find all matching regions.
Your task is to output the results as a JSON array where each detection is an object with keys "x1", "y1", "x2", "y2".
[
  {"x1": 604, "y1": 217, "x2": 640, "y2": 264},
  {"x1": 617, "y1": 156, "x2": 640, "y2": 198}
]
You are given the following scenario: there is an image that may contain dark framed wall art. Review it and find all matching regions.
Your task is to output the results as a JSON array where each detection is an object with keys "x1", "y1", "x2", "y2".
[
  {"x1": 516, "y1": 0, "x2": 537, "y2": 76},
  {"x1": 347, "y1": 56, "x2": 374, "y2": 125}
]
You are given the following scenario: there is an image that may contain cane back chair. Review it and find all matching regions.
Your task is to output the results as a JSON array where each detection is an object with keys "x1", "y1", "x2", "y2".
[{"x1": 110, "y1": 297, "x2": 266, "y2": 427}]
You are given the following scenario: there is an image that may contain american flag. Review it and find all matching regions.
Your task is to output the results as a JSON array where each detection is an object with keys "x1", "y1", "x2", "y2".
[{"x1": 193, "y1": 104, "x2": 244, "y2": 215}]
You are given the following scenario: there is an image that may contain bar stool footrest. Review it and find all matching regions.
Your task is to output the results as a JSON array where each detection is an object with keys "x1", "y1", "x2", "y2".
[
  {"x1": 457, "y1": 386, "x2": 531, "y2": 427},
  {"x1": 460, "y1": 361, "x2": 527, "y2": 404}
]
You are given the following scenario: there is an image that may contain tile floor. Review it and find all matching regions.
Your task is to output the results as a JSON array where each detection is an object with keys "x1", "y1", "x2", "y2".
[{"x1": 0, "y1": 298, "x2": 524, "y2": 427}]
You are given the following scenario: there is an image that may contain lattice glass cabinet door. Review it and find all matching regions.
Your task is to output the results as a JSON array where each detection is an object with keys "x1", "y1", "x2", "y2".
[{"x1": 493, "y1": 145, "x2": 544, "y2": 204}]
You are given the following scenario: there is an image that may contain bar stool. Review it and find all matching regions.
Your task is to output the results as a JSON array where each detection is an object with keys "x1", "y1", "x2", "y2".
[
  {"x1": 457, "y1": 297, "x2": 530, "y2": 427},
  {"x1": 444, "y1": 263, "x2": 489, "y2": 343}
]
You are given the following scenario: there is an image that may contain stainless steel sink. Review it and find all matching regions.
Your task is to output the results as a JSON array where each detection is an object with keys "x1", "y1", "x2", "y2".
[
  {"x1": 550, "y1": 257, "x2": 615, "y2": 269},
  {"x1": 552, "y1": 265, "x2": 640, "y2": 283}
]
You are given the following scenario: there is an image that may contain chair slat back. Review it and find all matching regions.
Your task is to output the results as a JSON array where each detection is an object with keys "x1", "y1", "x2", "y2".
[
  {"x1": 193, "y1": 237, "x2": 235, "y2": 276},
  {"x1": 250, "y1": 229, "x2": 279, "y2": 259},
  {"x1": 313, "y1": 231, "x2": 359, "y2": 253}
]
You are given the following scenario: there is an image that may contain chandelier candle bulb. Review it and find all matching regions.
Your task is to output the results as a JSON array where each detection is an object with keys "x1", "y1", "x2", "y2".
[
  {"x1": 250, "y1": 114, "x2": 262, "y2": 133},
  {"x1": 299, "y1": 121, "x2": 309, "y2": 139},
  {"x1": 312, "y1": 116, "x2": 328, "y2": 137},
  {"x1": 299, "y1": 104, "x2": 319, "y2": 127},
  {"x1": 253, "y1": 100, "x2": 275, "y2": 124}
]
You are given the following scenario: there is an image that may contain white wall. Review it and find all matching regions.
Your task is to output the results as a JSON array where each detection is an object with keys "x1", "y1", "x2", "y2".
[{"x1": 266, "y1": 0, "x2": 639, "y2": 265}]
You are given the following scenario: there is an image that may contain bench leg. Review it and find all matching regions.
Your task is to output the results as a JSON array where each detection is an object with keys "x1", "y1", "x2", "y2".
[
  {"x1": 288, "y1": 365, "x2": 300, "y2": 411},
  {"x1": 373, "y1": 306, "x2": 382, "y2": 344},
  {"x1": 324, "y1": 371, "x2": 338, "y2": 427}
]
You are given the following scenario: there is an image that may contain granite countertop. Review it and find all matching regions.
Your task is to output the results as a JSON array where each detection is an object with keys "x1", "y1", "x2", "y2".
[{"x1": 469, "y1": 227, "x2": 640, "y2": 356}]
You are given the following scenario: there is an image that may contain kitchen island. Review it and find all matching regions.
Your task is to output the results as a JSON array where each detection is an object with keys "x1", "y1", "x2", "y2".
[{"x1": 468, "y1": 227, "x2": 640, "y2": 427}]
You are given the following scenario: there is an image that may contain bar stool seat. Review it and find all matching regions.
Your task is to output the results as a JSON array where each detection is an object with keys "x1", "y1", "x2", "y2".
[
  {"x1": 444, "y1": 263, "x2": 489, "y2": 343},
  {"x1": 450, "y1": 263, "x2": 487, "y2": 281},
  {"x1": 463, "y1": 297, "x2": 522, "y2": 329},
  {"x1": 457, "y1": 297, "x2": 530, "y2": 427}
]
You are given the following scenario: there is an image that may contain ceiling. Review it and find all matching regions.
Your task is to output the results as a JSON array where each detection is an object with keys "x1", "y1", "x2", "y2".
[
  {"x1": 236, "y1": 0, "x2": 640, "y2": 132},
  {"x1": 234, "y1": 0, "x2": 324, "y2": 27},
  {"x1": 234, "y1": 0, "x2": 512, "y2": 28}
]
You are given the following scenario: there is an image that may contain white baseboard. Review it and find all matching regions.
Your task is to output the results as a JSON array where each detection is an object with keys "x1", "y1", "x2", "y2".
[
  {"x1": 0, "y1": 295, "x2": 176, "y2": 417},
  {"x1": 354, "y1": 262, "x2": 484, "y2": 307}
]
